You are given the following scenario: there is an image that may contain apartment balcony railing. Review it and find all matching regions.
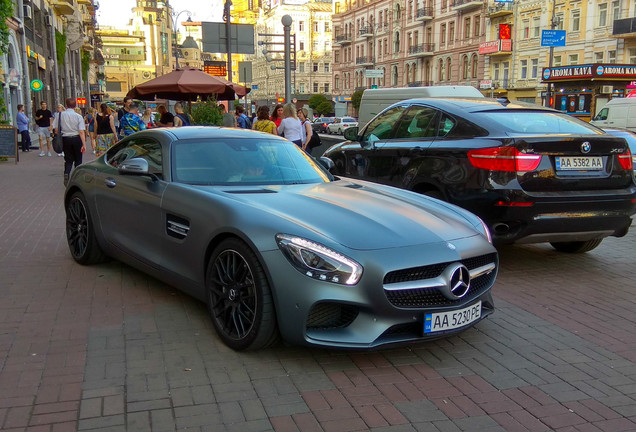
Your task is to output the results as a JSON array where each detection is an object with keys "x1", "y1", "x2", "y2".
[
  {"x1": 359, "y1": 26, "x2": 374, "y2": 37},
  {"x1": 51, "y1": 0, "x2": 75, "y2": 15},
  {"x1": 415, "y1": 7, "x2": 434, "y2": 21},
  {"x1": 335, "y1": 34, "x2": 353, "y2": 44},
  {"x1": 408, "y1": 43, "x2": 435, "y2": 57},
  {"x1": 355, "y1": 56, "x2": 374, "y2": 66},
  {"x1": 451, "y1": 0, "x2": 483, "y2": 12},
  {"x1": 487, "y1": 2, "x2": 513, "y2": 18},
  {"x1": 613, "y1": 17, "x2": 636, "y2": 38}
]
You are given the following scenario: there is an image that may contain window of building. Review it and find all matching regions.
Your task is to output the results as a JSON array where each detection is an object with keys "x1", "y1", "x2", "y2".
[
  {"x1": 299, "y1": 62, "x2": 305, "y2": 73},
  {"x1": 446, "y1": 58, "x2": 452, "y2": 81},
  {"x1": 599, "y1": 3, "x2": 608, "y2": 26},
  {"x1": 630, "y1": 48, "x2": 636, "y2": 64},
  {"x1": 568, "y1": 54, "x2": 579, "y2": 65},
  {"x1": 556, "y1": 13, "x2": 564, "y2": 30},
  {"x1": 334, "y1": 51, "x2": 340, "y2": 63},
  {"x1": 441, "y1": 24, "x2": 446, "y2": 44},
  {"x1": 313, "y1": 62, "x2": 318, "y2": 72},
  {"x1": 313, "y1": 41, "x2": 319, "y2": 51},
  {"x1": 324, "y1": 63, "x2": 330, "y2": 72},
  {"x1": 533, "y1": 18, "x2": 540, "y2": 37},
  {"x1": 314, "y1": 21, "x2": 319, "y2": 32},
  {"x1": 392, "y1": 65, "x2": 398, "y2": 86},
  {"x1": 438, "y1": 59, "x2": 444, "y2": 81},
  {"x1": 553, "y1": 55, "x2": 562, "y2": 67},
  {"x1": 408, "y1": 0, "x2": 413, "y2": 20},
  {"x1": 465, "y1": 17, "x2": 471, "y2": 39},
  {"x1": 523, "y1": 20, "x2": 529, "y2": 39},
  {"x1": 313, "y1": 82, "x2": 318, "y2": 92},
  {"x1": 571, "y1": 9, "x2": 580, "y2": 31},
  {"x1": 394, "y1": 31, "x2": 400, "y2": 52},
  {"x1": 472, "y1": 55, "x2": 478, "y2": 78},
  {"x1": 299, "y1": 83, "x2": 305, "y2": 93},
  {"x1": 325, "y1": 83, "x2": 329, "y2": 93},
  {"x1": 595, "y1": 52, "x2": 604, "y2": 63},
  {"x1": 531, "y1": 58, "x2": 538, "y2": 78},
  {"x1": 462, "y1": 55, "x2": 469, "y2": 79},
  {"x1": 494, "y1": 62, "x2": 500, "y2": 81},
  {"x1": 335, "y1": 75, "x2": 340, "y2": 90},
  {"x1": 449, "y1": 21, "x2": 455, "y2": 43},
  {"x1": 325, "y1": 22, "x2": 330, "y2": 32},
  {"x1": 520, "y1": 59, "x2": 528, "y2": 79},
  {"x1": 608, "y1": 50, "x2": 617, "y2": 63},
  {"x1": 613, "y1": 0, "x2": 620, "y2": 21},
  {"x1": 474, "y1": 16, "x2": 480, "y2": 36},
  {"x1": 325, "y1": 41, "x2": 331, "y2": 51},
  {"x1": 299, "y1": 21, "x2": 304, "y2": 31},
  {"x1": 299, "y1": 41, "x2": 304, "y2": 51}
]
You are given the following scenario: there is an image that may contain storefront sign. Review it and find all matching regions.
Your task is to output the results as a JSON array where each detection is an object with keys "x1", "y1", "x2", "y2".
[
  {"x1": 37, "y1": 55, "x2": 46, "y2": 70},
  {"x1": 480, "y1": 80, "x2": 493, "y2": 89},
  {"x1": 478, "y1": 40, "x2": 512, "y2": 55},
  {"x1": 543, "y1": 63, "x2": 636, "y2": 81}
]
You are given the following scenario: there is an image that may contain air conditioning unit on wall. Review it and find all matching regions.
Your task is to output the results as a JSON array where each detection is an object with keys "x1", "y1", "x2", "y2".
[
  {"x1": 45, "y1": 16, "x2": 53, "y2": 26},
  {"x1": 601, "y1": 85, "x2": 614, "y2": 94},
  {"x1": 24, "y1": 5, "x2": 33, "y2": 20}
]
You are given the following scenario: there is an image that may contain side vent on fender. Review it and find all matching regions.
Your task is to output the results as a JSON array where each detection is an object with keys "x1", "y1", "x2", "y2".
[{"x1": 167, "y1": 215, "x2": 190, "y2": 240}]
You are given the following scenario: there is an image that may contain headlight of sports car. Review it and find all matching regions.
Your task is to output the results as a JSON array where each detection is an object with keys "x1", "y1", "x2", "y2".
[
  {"x1": 476, "y1": 217, "x2": 492, "y2": 244},
  {"x1": 276, "y1": 234, "x2": 363, "y2": 285}
]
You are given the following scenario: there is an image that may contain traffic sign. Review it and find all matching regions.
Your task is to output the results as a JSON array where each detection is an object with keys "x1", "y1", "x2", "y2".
[
  {"x1": 251, "y1": 84, "x2": 258, "y2": 90},
  {"x1": 364, "y1": 69, "x2": 384, "y2": 79},
  {"x1": 541, "y1": 30, "x2": 566, "y2": 47},
  {"x1": 30, "y1": 79, "x2": 43, "y2": 92}
]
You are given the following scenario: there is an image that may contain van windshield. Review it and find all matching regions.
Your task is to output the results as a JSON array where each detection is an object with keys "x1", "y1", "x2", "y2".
[{"x1": 478, "y1": 110, "x2": 604, "y2": 135}]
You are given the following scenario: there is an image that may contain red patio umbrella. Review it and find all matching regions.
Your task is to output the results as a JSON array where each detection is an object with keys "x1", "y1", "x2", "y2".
[{"x1": 126, "y1": 68, "x2": 250, "y2": 101}]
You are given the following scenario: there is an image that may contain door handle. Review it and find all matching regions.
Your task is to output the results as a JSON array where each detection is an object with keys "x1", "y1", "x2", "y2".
[
  {"x1": 409, "y1": 147, "x2": 424, "y2": 153},
  {"x1": 104, "y1": 177, "x2": 116, "y2": 188}
]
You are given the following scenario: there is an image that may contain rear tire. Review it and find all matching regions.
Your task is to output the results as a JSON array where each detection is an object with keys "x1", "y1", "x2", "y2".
[
  {"x1": 206, "y1": 238, "x2": 279, "y2": 350},
  {"x1": 550, "y1": 239, "x2": 603, "y2": 253},
  {"x1": 65, "y1": 191, "x2": 107, "y2": 265}
]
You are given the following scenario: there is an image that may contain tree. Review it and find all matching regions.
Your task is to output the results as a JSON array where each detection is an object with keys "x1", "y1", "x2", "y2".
[
  {"x1": 351, "y1": 89, "x2": 364, "y2": 113},
  {"x1": 308, "y1": 94, "x2": 328, "y2": 110},
  {"x1": 191, "y1": 99, "x2": 222, "y2": 126},
  {"x1": 315, "y1": 101, "x2": 333, "y2": 116},
  {"x1": 0, "y1": 0, "x2": 14, "y2": 121}
]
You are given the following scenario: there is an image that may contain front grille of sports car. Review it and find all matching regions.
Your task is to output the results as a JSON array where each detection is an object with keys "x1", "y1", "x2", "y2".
[
  {"x1": 306, "y1": 303, "x2": 359, "y2": 330},
  {"x1": 383, "y1": 253, "x2": 497, "y2": 308}
]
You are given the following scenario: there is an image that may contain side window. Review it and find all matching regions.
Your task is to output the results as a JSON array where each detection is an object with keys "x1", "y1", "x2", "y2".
[
  {"x1": 594, "y1": 107, "x2": 608, "y2": 121},
  {"x1": 361, "y1": 106, "x2": 406, "y2": 145},
  {"x1": 394, "y1": 106, "x2": 439, "y2": 139},
  {"x1": 437, "y1": 114, "x2": 456, "y2": 137},
  {"x1": 108, "y1": 138, "x2": 163, "y2": 178}
]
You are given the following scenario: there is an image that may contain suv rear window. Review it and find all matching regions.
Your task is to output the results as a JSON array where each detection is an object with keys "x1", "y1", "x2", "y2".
[{"x1": 479, "y1": 110, "x2": 604, "y2": 135}]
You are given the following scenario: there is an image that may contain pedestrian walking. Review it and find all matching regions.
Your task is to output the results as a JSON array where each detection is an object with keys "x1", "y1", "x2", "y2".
[
  {"x1": 117, "y1": 97, "x2": 132, "y2": 137},
  {"x1": 174, "y1": 102, "x2": 192, "y2": 126},
  {"x1": 277, "y1": 103, "x2": 303, "y2": 147},
  {"x1": 297, "y1": 107, "x2": 313, "y2": 152},
  {"x1": 156, "y1": 105, "x2": 174, "y2": 127},
  {"x1": 51, "y1": 104, "x2": 65, "y2": 157},
  {"x1": 84, "y1": 107, "x2": 97, "y2": 154},
  {"x1": 119, "y1": 103, "x2": 147, "y2": 137},
  {"x1": 34, "y1": 101, "x2": 53, "y2": 156},
  {"x1": 219, "y1": 104, "x2": 236, "y2": 127},
  {"x1": 16, "y1": 104, "x2": 31, "y2": 152},
  {"x1": 271, "y1": 104, "x2": 284, "y2": 128},
  {"x1": 252, "y1": 106, "x2": 278, "y2": 135},
  {"x1": 95, "y1": 103, "x2": 118, "y2": 156},
  {"x1": 235, "y1": 105, "x2": 251, "y2": 129},
  {"x1": 54, "y1": 98, "x2": 86, "y2": 186}
]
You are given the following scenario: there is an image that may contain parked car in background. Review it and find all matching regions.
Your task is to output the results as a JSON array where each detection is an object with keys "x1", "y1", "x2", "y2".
[
  {"x1": 590, "y1": 97, "x2": 636, "y2": 132},
  {"x1": 327, "y1": 117, "x2": 358, "y2": 135},
  {"x1": 324, "y1": 98, "x2": 636, "y2": 253},
  {"x1": 64, "y1": 126, "x2": 497, "y2": 350},
  {"x1": 312, "y1": 117, "x2": 335, "y2": 133}
]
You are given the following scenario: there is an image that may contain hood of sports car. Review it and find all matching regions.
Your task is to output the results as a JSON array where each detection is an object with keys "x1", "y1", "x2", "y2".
[{"x1": 215, "y1": 180, "x2": 482, "y2": 250}]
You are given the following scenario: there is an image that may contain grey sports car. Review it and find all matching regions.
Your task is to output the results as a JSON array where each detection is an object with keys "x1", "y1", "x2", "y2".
[{"x1": 64, "y1": 127, "x2": 497, "y2": 350}]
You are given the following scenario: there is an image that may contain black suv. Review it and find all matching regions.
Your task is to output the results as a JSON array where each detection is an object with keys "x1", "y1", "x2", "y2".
[
  {"x1": 323, "y1": 98, "x2": 636, "y2": 252},
  {"x1": 312, "y1": 117, "x2": 335, "y2": 133}
]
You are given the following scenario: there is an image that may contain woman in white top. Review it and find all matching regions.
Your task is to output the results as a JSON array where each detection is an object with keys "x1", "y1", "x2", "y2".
[
  {"x1": 297, "y1": 107, "x2": 313, "y2": 152},
  {"x1": 277, "y1": 103, "x2": 303, "y2": 147}
]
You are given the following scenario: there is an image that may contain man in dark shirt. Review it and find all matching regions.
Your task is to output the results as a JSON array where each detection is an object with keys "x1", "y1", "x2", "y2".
[
  {"x1": 34, "y1": 101, "x2": 53, "y2": 156},
  {"x1": 157, "y1": 105, "x2": 174, "y2": 127},
  {"x1": 117, "y1": 97, "x2": 132, "y2": 138}
]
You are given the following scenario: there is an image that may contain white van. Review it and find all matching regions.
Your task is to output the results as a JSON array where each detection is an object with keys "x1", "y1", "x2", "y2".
[
  {"x1": 357, "y1": 85, "x2": 484, "y2": 129},
  {"x1": 590, "y1": 98, "x2": 636, "y2": 131}
]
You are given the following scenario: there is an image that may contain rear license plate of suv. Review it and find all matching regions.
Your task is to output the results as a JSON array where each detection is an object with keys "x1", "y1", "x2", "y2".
[
  {"x1": 424, "y1": 301, "x2": 481, "y2": 334},
  {"x1": 556, "y1": 156, "x2": 603, "y2": 170}
]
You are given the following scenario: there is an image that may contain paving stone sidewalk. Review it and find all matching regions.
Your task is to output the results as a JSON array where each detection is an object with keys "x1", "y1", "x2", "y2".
[{"x1": 1, "y1": 151, "x2": 635, "y2": 431}]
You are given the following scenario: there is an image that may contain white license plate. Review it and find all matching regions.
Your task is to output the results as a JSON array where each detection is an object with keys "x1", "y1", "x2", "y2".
[
  {"x1": 555, "y1": 156, "x2": 603, "y2": 170},
  {"x1": 424, "y1": 301, "x2": 482, "y2": 334}
]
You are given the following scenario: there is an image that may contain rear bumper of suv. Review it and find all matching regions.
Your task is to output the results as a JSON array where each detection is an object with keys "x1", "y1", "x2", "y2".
[{"x1": 457, "y1": 190, "x2": 636, "y2": 245}]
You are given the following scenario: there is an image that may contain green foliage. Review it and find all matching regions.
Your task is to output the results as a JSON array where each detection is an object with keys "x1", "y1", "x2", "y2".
[
  {"x1": 81, "y1": 51, "x2": 91, "y2": 81},
  {"x1": 308, "y1": 94, "x2": 328, "y2": 110},
  {"x1": 0, "y1": 0, "x2": 12, "y2": 53},
  {"x1": 56, "y1": 31, "x2": 66, "y2": 65},
  {"x1": 351, "y1": 89, "x2": 364, "y2": 112},
  {"x1": 315, "y1": 101, "x2": 333, "y2": 116},
  {"x1": 191, "y1": 99, "x2": 222, "y2": 126}
]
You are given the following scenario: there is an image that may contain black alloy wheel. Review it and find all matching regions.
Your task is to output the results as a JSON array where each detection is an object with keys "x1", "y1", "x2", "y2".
[
  {"x1": 66, "y1": 191, "x2": 106, "y2": 264},
  {"x1": 206, "y1": 238, "x2": 278, "y2": 350}
]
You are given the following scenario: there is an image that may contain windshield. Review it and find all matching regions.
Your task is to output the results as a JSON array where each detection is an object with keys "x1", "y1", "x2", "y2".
[
  {"x1": 478, "y1": 110, "x2": 604, "y2": 135},
  {"x1": 172, "y1": 138, "x2": 332, "y2": 186}
]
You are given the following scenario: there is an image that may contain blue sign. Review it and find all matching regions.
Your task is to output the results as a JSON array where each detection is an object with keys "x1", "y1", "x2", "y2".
[
  {"x1": 541, "y1": 30, "x2": 566, "y2": 47},
  {"x1": 251, "y1": 84, "x2": 258, "y2": 90}
]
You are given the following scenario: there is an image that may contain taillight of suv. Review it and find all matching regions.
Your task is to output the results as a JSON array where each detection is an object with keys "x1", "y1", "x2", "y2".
[
  {"x1": 618, "y1": 148, "x2": 633, "y2": 170},
  {"x1": 468, "y1": 147, "x2": 542, "y2": 172}
]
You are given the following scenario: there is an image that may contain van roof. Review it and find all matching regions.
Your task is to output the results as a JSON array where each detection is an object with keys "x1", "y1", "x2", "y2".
[{"x1": 361, "y1": 85, "x2": 484, "y2": 99}]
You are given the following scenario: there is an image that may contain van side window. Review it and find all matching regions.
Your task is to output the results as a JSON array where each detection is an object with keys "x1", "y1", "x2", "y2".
[
  {"x1": 594, "y1": 108, "x2": 608, "y2": 121},
  {"x1": 394, "y1": 106, "x2": 439, "y2": 139},
  {"x1": 361, "y1": 106, "x2": 405, "y2": 145}
]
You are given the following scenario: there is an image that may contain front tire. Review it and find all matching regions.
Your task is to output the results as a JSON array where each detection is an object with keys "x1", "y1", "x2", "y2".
[
  {"x1": 206, "y1": 238, "x2": 279, "y2": 350},
  {"x1": 66, "y1": 191, "x2": 106, "y2": 264},
  {"x1": 550, "y1": 239, "x2": 603, "y2": 253}
]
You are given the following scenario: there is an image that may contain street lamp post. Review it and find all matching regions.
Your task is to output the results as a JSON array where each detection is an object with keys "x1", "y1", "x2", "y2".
[
  {"x1": 258, "y1": 15, "x2": 295, "y2": 103},
  {"x1": 171, "y1": 9, "x2": 192, "y2": 69}
]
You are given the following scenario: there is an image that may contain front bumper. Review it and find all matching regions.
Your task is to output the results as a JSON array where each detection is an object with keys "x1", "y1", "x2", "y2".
[{"x1": 260, "y1": 236, "x2": 497, "y2": 348}]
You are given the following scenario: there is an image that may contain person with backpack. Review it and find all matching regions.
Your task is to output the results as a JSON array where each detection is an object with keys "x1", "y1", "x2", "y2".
[
  {"x1": 174, "y1": 102, "x2": 193, "y2": 127},
  {"x1": 235, "y1": 105, "x2": 251, "y2": 129}
]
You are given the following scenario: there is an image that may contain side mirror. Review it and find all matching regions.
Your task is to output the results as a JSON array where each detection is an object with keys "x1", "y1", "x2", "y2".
[
  {"x1": 343, "y1": 127, "x2": 359, "y2": 141},
  {"x1": 118, "y1": 157, "x2": 150, "y2": 175},
  {"x1": 318, "y1": 156, "x2": 335, "y2": 171}
]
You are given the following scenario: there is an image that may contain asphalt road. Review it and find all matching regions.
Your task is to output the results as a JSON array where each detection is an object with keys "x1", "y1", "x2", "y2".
[{"x1": 1, "y1": 149, "x2": 635, "y2": 431}]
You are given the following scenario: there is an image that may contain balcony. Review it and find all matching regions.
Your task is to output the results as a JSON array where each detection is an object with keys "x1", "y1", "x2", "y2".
[
  {"x1": 613, "y1": 17, "x2": 636, "y2": 38},
  {"x1": 415, "y1": 7, "x2": 434, "y2": 21},
  {"x1": 408, "y1": 43, "x2": 435, "y2": 57},
  {"x1": 451, "y1": 0, "x2": 483, "y2": 12},
  {"x1": 335, "y1": 34, "x2": 352, "y2": 45},
  {"x1": 355, "y1": 56, "x2": 374, "y2": 66},
  {"x1": 77, "y1": 0, "x2": 92, "y2": 4},
  {"x1": 487, "y1": 2, "x2": 513, "y2": 18},
  {"x1": 359, "y1": 26, "x2": 374, "y2": 37},
  {"x1": 51, "y1": 0, "x2": 75, "y2": 15}
]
